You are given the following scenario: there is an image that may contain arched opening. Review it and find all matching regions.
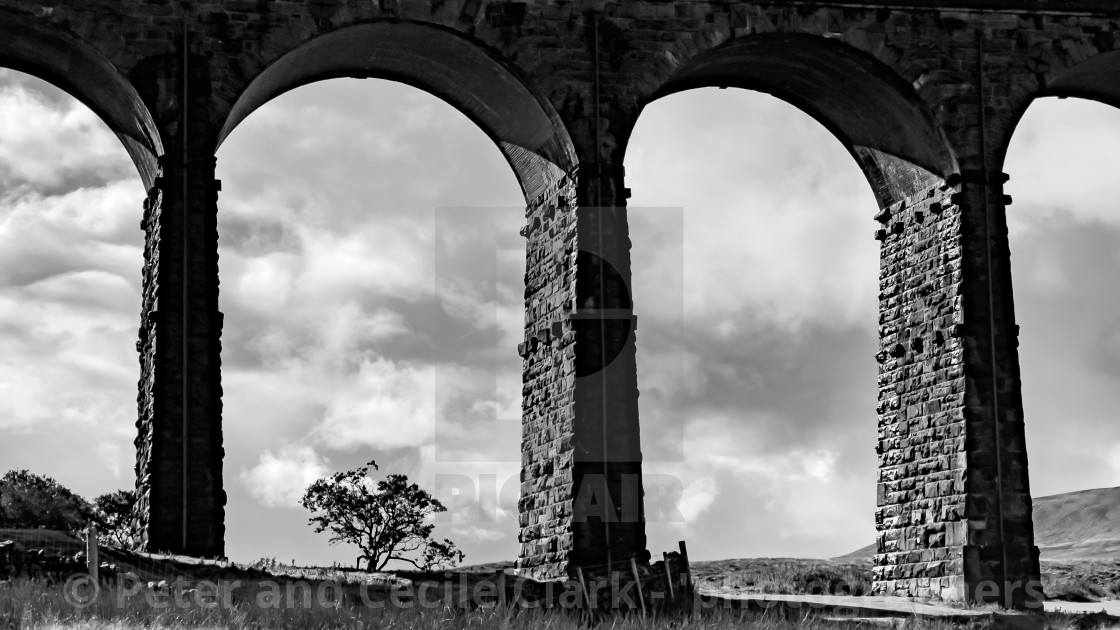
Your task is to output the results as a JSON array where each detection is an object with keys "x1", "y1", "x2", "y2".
[
  {"x1": 0, "y1": 9, "x2": 161, "y2": 186},
  {"x1": 625, "y1": 33, "x2": 957, "y2": 587},
  {"x1": 645, "y1": 33, "x2": 956, "y2": 207},
  {"x1": 217, "y1": 76, "x2": 534, "y2": 568},
  {"x1": 209, "y1": 22, "x2": 577, "y2": 568},
  {"x1": 627, "y1": 86, "x2": 881, "y2": 568},
  {"x1": 219, "y1": 22, "x2": 574, "y2": 203},
  {"x1": 0, "y1": 67, "x2": 147, "y2": 513},
  {"x1": 1003, "y1": 96, "x2": 1120, "y2": 577},
  {"x1": 993, "y1": 44, "x2": 1120, "y2": 595}
]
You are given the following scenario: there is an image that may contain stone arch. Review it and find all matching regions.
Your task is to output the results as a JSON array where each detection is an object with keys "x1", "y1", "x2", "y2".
[
  {"x1": 218, "y1": 21, "x2": 575, "y2": 202},
  {"x1": 0, "y1": 9, "x2": 161, "y2": 187},
  {"x1": 985, "y1": 45, "x2": 1120, "y2": 585},
  {"x1": 994, "y1": 47, "x2": 1120, "y2": 171},
  {"x1": 630, "y1": 33, "x2": 958, "y2": 207}
]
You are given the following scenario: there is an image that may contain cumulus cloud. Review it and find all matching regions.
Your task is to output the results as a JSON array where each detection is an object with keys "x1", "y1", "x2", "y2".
[
  {"x1": 0, "y1": 239, "x2": 139, "y2": 435},
  {"x1": 1005, "y1": 98, "x2": 1120, "y2": 231},
  {"x1": 0, "y1": 71, "x2": 146, "y2": 509},
  {"x1": 628, "y1": 88, "x2": 880, "y2": 335},
  {"x1": 449, "y1": 525, "x2": 506, "y2": 542},
  {"x1": 675, "y1": 476, "x2": 719, "y2": 525},
  {"x1": 240, "y1": 445, "x2": 332, "y2": 508},
  {"x1": 97, "y1": 442, "x2": 127, "y2": 481},
  {"x1": 0, "y1": 69, "x2": 135, "y2": 195},
  {"x1": 1004, "y1": 219, "x2": 1120, "y2": 496},
  {"x1": 310, "y1": 358, "x2": 437, "y2": 451},
  {"x1": 683, "y1": 416, "x2": 841, "y2": 483},
  {"x1": 412, "y1": 443, "x2": 521, "y2": 555}
]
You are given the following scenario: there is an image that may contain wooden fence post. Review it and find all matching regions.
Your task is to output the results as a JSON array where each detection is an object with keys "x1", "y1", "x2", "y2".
[
  {"x1": 498, "y1": 571, "x2": 507, "y2": 608},
  {"x1": 629, "y1": 556, "x2": 647, "y2": 618},
  {"x1": 86, "y1": 524, "x2": 99, "y2": 583},
  {"x1": 663, "y1": 552, "x2": 676, "y2": 602},
  {"x1": 678, "y1": 540, "x2": 691, "y2": 592},
  {"x1": 576, "y1": 565, "x2": 592, "y2": 613}
]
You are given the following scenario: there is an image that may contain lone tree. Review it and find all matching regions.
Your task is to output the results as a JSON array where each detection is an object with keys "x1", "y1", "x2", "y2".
[
  {"x1": 300, "y1": 461, "x2": 463, "y2": 571},
  {"x1": 0, "y1": 469, "x2": 94, "y2": 534},
  {"x1": 93, "y1": 489, "x2": 140, "y2": 548}
]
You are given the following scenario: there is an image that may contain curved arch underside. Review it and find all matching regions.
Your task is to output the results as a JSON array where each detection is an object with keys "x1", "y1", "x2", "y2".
[
  {"x1": 1045, "y1": 50, "x2": 1120, "y2": 107},
  {"x1": 0, "y1": 10, "x2": 161, "y2": 187},
  {"x1": 996, "y1": 51, "x2": 1120, "y2": 169},
  {"x1": 650, "y1": 34, "x2": 956, "y2": 203},
  {"x1": 219, "y1": 22, "x2": 575, "y2": 201}
]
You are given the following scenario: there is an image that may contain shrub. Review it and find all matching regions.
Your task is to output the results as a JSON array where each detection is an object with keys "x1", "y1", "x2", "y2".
[{"x1": 0, "y1": 469, "x2": 94, "y2": 534}]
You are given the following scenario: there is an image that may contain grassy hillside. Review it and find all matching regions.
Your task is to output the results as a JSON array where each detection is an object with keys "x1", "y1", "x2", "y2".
[
  {"x1": 836, "y1": 486, "x2": 1120, "y2": 562},
  {"x1": 1033, "y1": 486, "x2": 1120, "y2": 560}
]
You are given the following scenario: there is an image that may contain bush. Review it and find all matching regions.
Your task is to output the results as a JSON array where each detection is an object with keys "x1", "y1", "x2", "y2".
[
  {"x1": 792, "y1": 567, "x2": 870, "y2": 596},
  {"x1": 0, "y1": 470, "x2": 94, "y2": 534}
]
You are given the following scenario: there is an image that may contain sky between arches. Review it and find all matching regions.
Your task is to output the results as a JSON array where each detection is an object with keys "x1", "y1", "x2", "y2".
[{"x1": 0, "y1": 69, "x2": 1118, "y2": 567}]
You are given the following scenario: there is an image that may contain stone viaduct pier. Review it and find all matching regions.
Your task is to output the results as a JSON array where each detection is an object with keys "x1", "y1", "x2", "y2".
[{"x1": 5, "y1": 0, "x2": 1120, "y2": 607}]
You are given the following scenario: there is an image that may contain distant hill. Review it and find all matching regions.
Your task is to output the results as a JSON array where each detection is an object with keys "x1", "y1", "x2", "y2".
[
  {"x1": 835, "y1": 486, "x2": 1120, "y2": 562},
  {"x1": 1032, "y1": 486, "x2": 1120, "y2": 560},
  {"x1": 456, "y1": 559, "x2": 515, "y2": 573},
  {"x1": 833, "y1": 540, "x2": 877, "y2": 562}
]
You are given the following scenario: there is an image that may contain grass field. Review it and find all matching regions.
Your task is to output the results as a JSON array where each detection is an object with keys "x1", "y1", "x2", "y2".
[
  {"x1": 7, "y1": 576, "x2": 1120, "y2": 630},
  {"x1": 690, "y1": 556, "x2": 1120, "y2": 604},
  {"x1": 5, "y1": 529, "x2": 1120, "y2": 628},
  {"x1": 690, "y1": 558, "x2": 873, "y2": 597},
  {"x1": 4, "y1": 557, "x2": 1119, "y2": 629},
  {"x1": 1040, "y1": 560, "x2": 1120, "y2": 603},
  {"x1": 0, "y1": 577, "x2": 1014, "y2": 630}
]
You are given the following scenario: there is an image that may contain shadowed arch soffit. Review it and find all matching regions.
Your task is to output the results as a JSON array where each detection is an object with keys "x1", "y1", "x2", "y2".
[
  {"x1": 1043, "y1": 50, "x2": 1120, "y2": 107},
  {"x1": 995, "y1": 49, "x2": 1120, "y2": 168},
  {"x1": 0, "y1": 9, "x2": 162, "y2": 187},
  {"x1": 643, "y1": 33, "x2": 956, "y2": 195},
  {"x1": 218, "y1": 21, "x2": 575, "y2": 199}
]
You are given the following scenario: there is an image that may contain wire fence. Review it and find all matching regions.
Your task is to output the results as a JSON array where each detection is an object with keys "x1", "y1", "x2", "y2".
[{"x1": 1, "y1": 527, "x2": 697, "y2": 618}]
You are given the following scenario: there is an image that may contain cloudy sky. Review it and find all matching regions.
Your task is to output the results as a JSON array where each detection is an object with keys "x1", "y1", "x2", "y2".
[{"x1": 2, "y1": 67, "x2": 1119, "y2": 568}]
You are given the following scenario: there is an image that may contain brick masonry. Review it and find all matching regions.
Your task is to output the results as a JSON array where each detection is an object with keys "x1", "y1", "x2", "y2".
[{"x1": 5, "y1": 0, "x2": 1120, "y2": 606}]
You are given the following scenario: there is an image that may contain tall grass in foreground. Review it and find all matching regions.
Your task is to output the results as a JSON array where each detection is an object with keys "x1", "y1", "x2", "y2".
[
  {"x1": 1042, "y1": 572, "x2": 1120, "y2": 603},
  {"x1": 0, "y1": 578, "x2": 981, "y2": 630}
]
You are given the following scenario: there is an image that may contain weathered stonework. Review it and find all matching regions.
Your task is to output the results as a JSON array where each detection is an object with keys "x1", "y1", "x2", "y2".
[
  {"x1": 516, "y1": 159, "x2": 646, "y2": 581},
  {"x1": 133, "y1": 180, "x2": 163, "y2": 550},
  {"x1": 8, "y1": 0, "x2": 1120, "y2": 606},
  {"x1": 518, "y1": 164, "x2": 581, "y2": 579},
  {"x1": 873, "y1": 173, "x2": 971, "y2": 601}
]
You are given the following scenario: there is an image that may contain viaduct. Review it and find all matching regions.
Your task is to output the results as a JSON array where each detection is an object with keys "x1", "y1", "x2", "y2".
[{"x1": 4, "y1": 0, "x2": 1119, "y2": 608}]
